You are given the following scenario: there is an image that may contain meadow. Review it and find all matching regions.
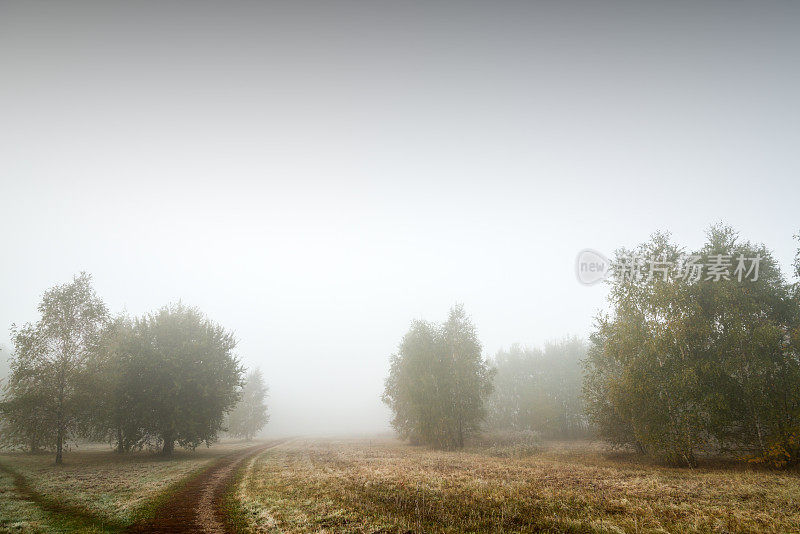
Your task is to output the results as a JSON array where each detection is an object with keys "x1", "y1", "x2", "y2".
[
  {"x1": 2, "y1": 438, "x2": 799, "y2": 533},
  {"x1": 233, "y1": 438, "x2": 800, "y2": 534},
  {"x1": 0, "y1": 441, "x2": 255, "y2": 533}
]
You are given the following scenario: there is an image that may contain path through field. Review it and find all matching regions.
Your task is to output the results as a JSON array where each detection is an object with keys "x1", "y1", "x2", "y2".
[{"x1": 127, "y1": 440, "x2": 286, "y2": 534}]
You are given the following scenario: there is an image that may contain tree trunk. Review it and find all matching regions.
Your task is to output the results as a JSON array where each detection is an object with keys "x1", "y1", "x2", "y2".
[
  {"x1": 56, "y1": 359, "x2": 65, "y2": 465},
  {"x1": 162, "y1": 434, "x2": 175, "y2": 456},
  {"x1": 116, "y1": 427, "x2": 125, "y2": 453},
  {"x1": 55, "y1": 427, "x2": 63, "y2": 465}
]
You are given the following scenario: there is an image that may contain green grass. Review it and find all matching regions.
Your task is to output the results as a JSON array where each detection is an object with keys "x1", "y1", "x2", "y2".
[
  {"x1": 0, "y1": 466, "x2": 50, "y2": 533},
  {"x1": 0, "y1": 441, "x2": 255, "y2": 533},
  {"x1": 219, "y1": 465, "x2": 252, "y2": 534},
  {"x1": 235, "y1": 438, "x2": 800, "y2": 533}
]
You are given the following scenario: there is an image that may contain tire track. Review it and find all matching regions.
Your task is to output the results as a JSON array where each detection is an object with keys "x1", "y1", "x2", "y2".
[{"x1": 128, "y1": 439, "x2": 287, "y2": 533}]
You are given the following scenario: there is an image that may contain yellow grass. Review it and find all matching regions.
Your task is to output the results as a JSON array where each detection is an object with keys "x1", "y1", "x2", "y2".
[{"x1": 236, "y1": 438, "x2": 800, "y2": 533}]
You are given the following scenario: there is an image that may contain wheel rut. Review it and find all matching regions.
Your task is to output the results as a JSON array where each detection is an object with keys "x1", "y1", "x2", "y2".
[{"x1": 127, "y1": 440, "x2": 286, "y2": 533}]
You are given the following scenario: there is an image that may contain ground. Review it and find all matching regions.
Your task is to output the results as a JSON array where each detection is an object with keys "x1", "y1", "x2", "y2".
[
  {"x1": 1, "y1": 438, "x2": 799, "y2": 533},
  {"x1": 234, "y1": 438, "x2": 800, "y2": 533},
  {"x1": 0, "y1": 441, "x2": 262, "y2": 533}
]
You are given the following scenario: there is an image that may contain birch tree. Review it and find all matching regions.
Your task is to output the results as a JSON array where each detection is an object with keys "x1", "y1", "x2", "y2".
[{"x1": 2, "y1": 273, "x2": 108, "y2": 464}]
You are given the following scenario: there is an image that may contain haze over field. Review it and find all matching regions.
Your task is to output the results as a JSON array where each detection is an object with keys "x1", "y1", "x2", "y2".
[{"x1": 1, "y1": 1, "x2": 798, "y2": 436}]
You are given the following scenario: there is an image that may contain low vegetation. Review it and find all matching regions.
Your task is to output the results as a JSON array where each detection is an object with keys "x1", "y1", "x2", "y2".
[{"x1": 236, "y1": 438, "x2": 800, "y2": 533}]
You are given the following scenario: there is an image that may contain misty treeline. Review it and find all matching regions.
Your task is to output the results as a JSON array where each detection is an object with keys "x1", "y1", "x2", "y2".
[
  {"x1": 227, "y1": 369, "x2": 270, "y2": 441},
  {"x1": 486, "y1": 338, "x2": 589, "y2": 440},
  {"x1": 0, "y1": 273, "x2": 269, "y2": 464},
  {"x1": 384, "y1": 226, "x2": 800, "y2": 468},
  {"x1": 382, "y1": 306, "x2": 589, "y2": 450}
]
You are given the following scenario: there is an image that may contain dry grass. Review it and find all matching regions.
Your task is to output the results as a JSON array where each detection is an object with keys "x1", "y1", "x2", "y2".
[
  {"x1": 0, "y1": 440, "x2": 255, "y2": 532},
  {"x1": 236, "y1": 438, "x2": 800, "y2": 533}
]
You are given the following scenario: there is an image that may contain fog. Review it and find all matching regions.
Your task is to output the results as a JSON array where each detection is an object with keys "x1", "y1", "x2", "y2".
[{"x1": 1, "y1": 1, "x2": 798, "y2": 437}]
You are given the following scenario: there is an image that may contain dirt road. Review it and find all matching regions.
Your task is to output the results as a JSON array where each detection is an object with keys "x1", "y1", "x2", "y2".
[{"x1": 127, "y1": 440, "x2": 284, "y2": 533}]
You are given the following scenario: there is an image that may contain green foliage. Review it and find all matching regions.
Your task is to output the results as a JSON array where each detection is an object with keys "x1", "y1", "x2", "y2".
[
  {"x1": 1, "y1": 273, "x2": 109, "y2": 463},
  {"x1": 0, "y1": 275, "x2": 247, "y2": 461},
  {"x1": 795, "y1": 230, "x2": 800, "y2": 281},
  {"x1": 584, "y1": 226, "x2": 800, "y2": 467},
  {"x1": 123, "y1": 303, "x2": 244, "y2": 454},
  {"x1": 80, "y1": 315, "x2": 150, "y2": 452},
  {"x1": 227, "y1": 368, "x2": 270, "y2": 440},
  {"x1": 486, "y1": 338, "x2": 589, "y2": 439},
  {"x1": 382, "y1": 305, "x2": 494, "y2": 449}
]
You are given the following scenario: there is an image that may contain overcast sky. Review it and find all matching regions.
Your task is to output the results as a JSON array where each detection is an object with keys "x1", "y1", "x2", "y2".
[{"x1": 1, "y1": 1, "x2": 798, "y2": 436}]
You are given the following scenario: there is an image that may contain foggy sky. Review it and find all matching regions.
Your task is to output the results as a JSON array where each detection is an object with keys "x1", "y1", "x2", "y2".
[{"x1": 1, "y1": 1, "x2": 798, "y2": 436}]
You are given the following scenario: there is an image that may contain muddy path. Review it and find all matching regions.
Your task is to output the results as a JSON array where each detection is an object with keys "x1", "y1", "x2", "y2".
[{"x1": 127, "y1": 440, "x2": 286, "y2": 533}]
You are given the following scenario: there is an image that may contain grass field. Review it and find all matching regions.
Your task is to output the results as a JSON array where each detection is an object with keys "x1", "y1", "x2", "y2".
[
  {"x1": 3, "y1": 438, "x2": 799, "y2": 533},
  {"x1": 0, "y1": 441, "x2": 255, "y2": 533},
  {"x1": 235, "y1": 438, "x2": 800, "y2": 534}
]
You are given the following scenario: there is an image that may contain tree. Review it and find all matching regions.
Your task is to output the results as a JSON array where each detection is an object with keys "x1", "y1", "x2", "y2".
[
  {"x1": 0, "y1": 358, "x2": 51, "y2": 453},
  {"x1": 383, "y1": 305, "x2": 494, "y2": 449},
  {"x1": 487, "y1": 338, "x2": 589, "y2": 439},
  {"x1": 698, "y1": 226, "x2": 800, "y2": 465},
  {"x1": 583, "y1": 227, "x2": 800, "y2": 466},
  {"x1": 80, "y1": 315, "x2": 150, "y2": 453},
  {"x1": 383, "y1": 319, "x2": 439, "y2": 446},
  {"x1": 443, "y1": 305, "x2": 495, "y2": 448},
  {"x1": 794, "y1": 230, "x2": 800, "y2": 285},
  {"x1": 126, "y1": 303, "x2": 243, "y2": 455},
  {"x1": 0, "y1": 346, "x2": 9, "y2": 385},
  {"x1": 1, "y1": 273, "x2": 108, "y2": 464},
  {"x1": 227, "y1": 369, "x2": 270, "y2": 440}
]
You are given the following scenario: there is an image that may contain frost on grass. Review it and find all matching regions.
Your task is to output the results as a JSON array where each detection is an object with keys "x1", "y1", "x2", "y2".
[
  {"x1": 0, "y1": 469, "x2": 50, "y2": 533},
  {"x1": 235, "y1": 439, "x2": 800, "y2": 533},
  {"x1": 0, "y1": 442, "x2": 253, "y2": 527}
]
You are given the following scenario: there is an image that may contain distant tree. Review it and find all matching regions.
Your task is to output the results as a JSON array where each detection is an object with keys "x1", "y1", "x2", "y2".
[
  {"x1": 0, "y1": 273, "x2": 108, "y2": 463},
  {"x1": 126, "y1": 303, "x2": 244, "y2": 455},
  {"x1": 443, "y1": 306, "x2": 495, "y2": 448},
  {"x1": 383, "y1": 305, "x2": 494, "y2": 449},
  {"x1": 487, "y1": 338, "x2": 589, "y2": 439},
  {"x1": 0, "y1": 346, "x2": 10, "y2": 445},
  {"x1": 0, "y1": 346, "x2": 9, "y2": 385},
  {"x1": 227, "y1": 369, "x2": 270, "y2": 440},
  {"x1": 794, "y1": 230, "x2": 800, "y2": 283},
  {"x1": 383, "y1": 319, "x2": 439, "y2": 446}
]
